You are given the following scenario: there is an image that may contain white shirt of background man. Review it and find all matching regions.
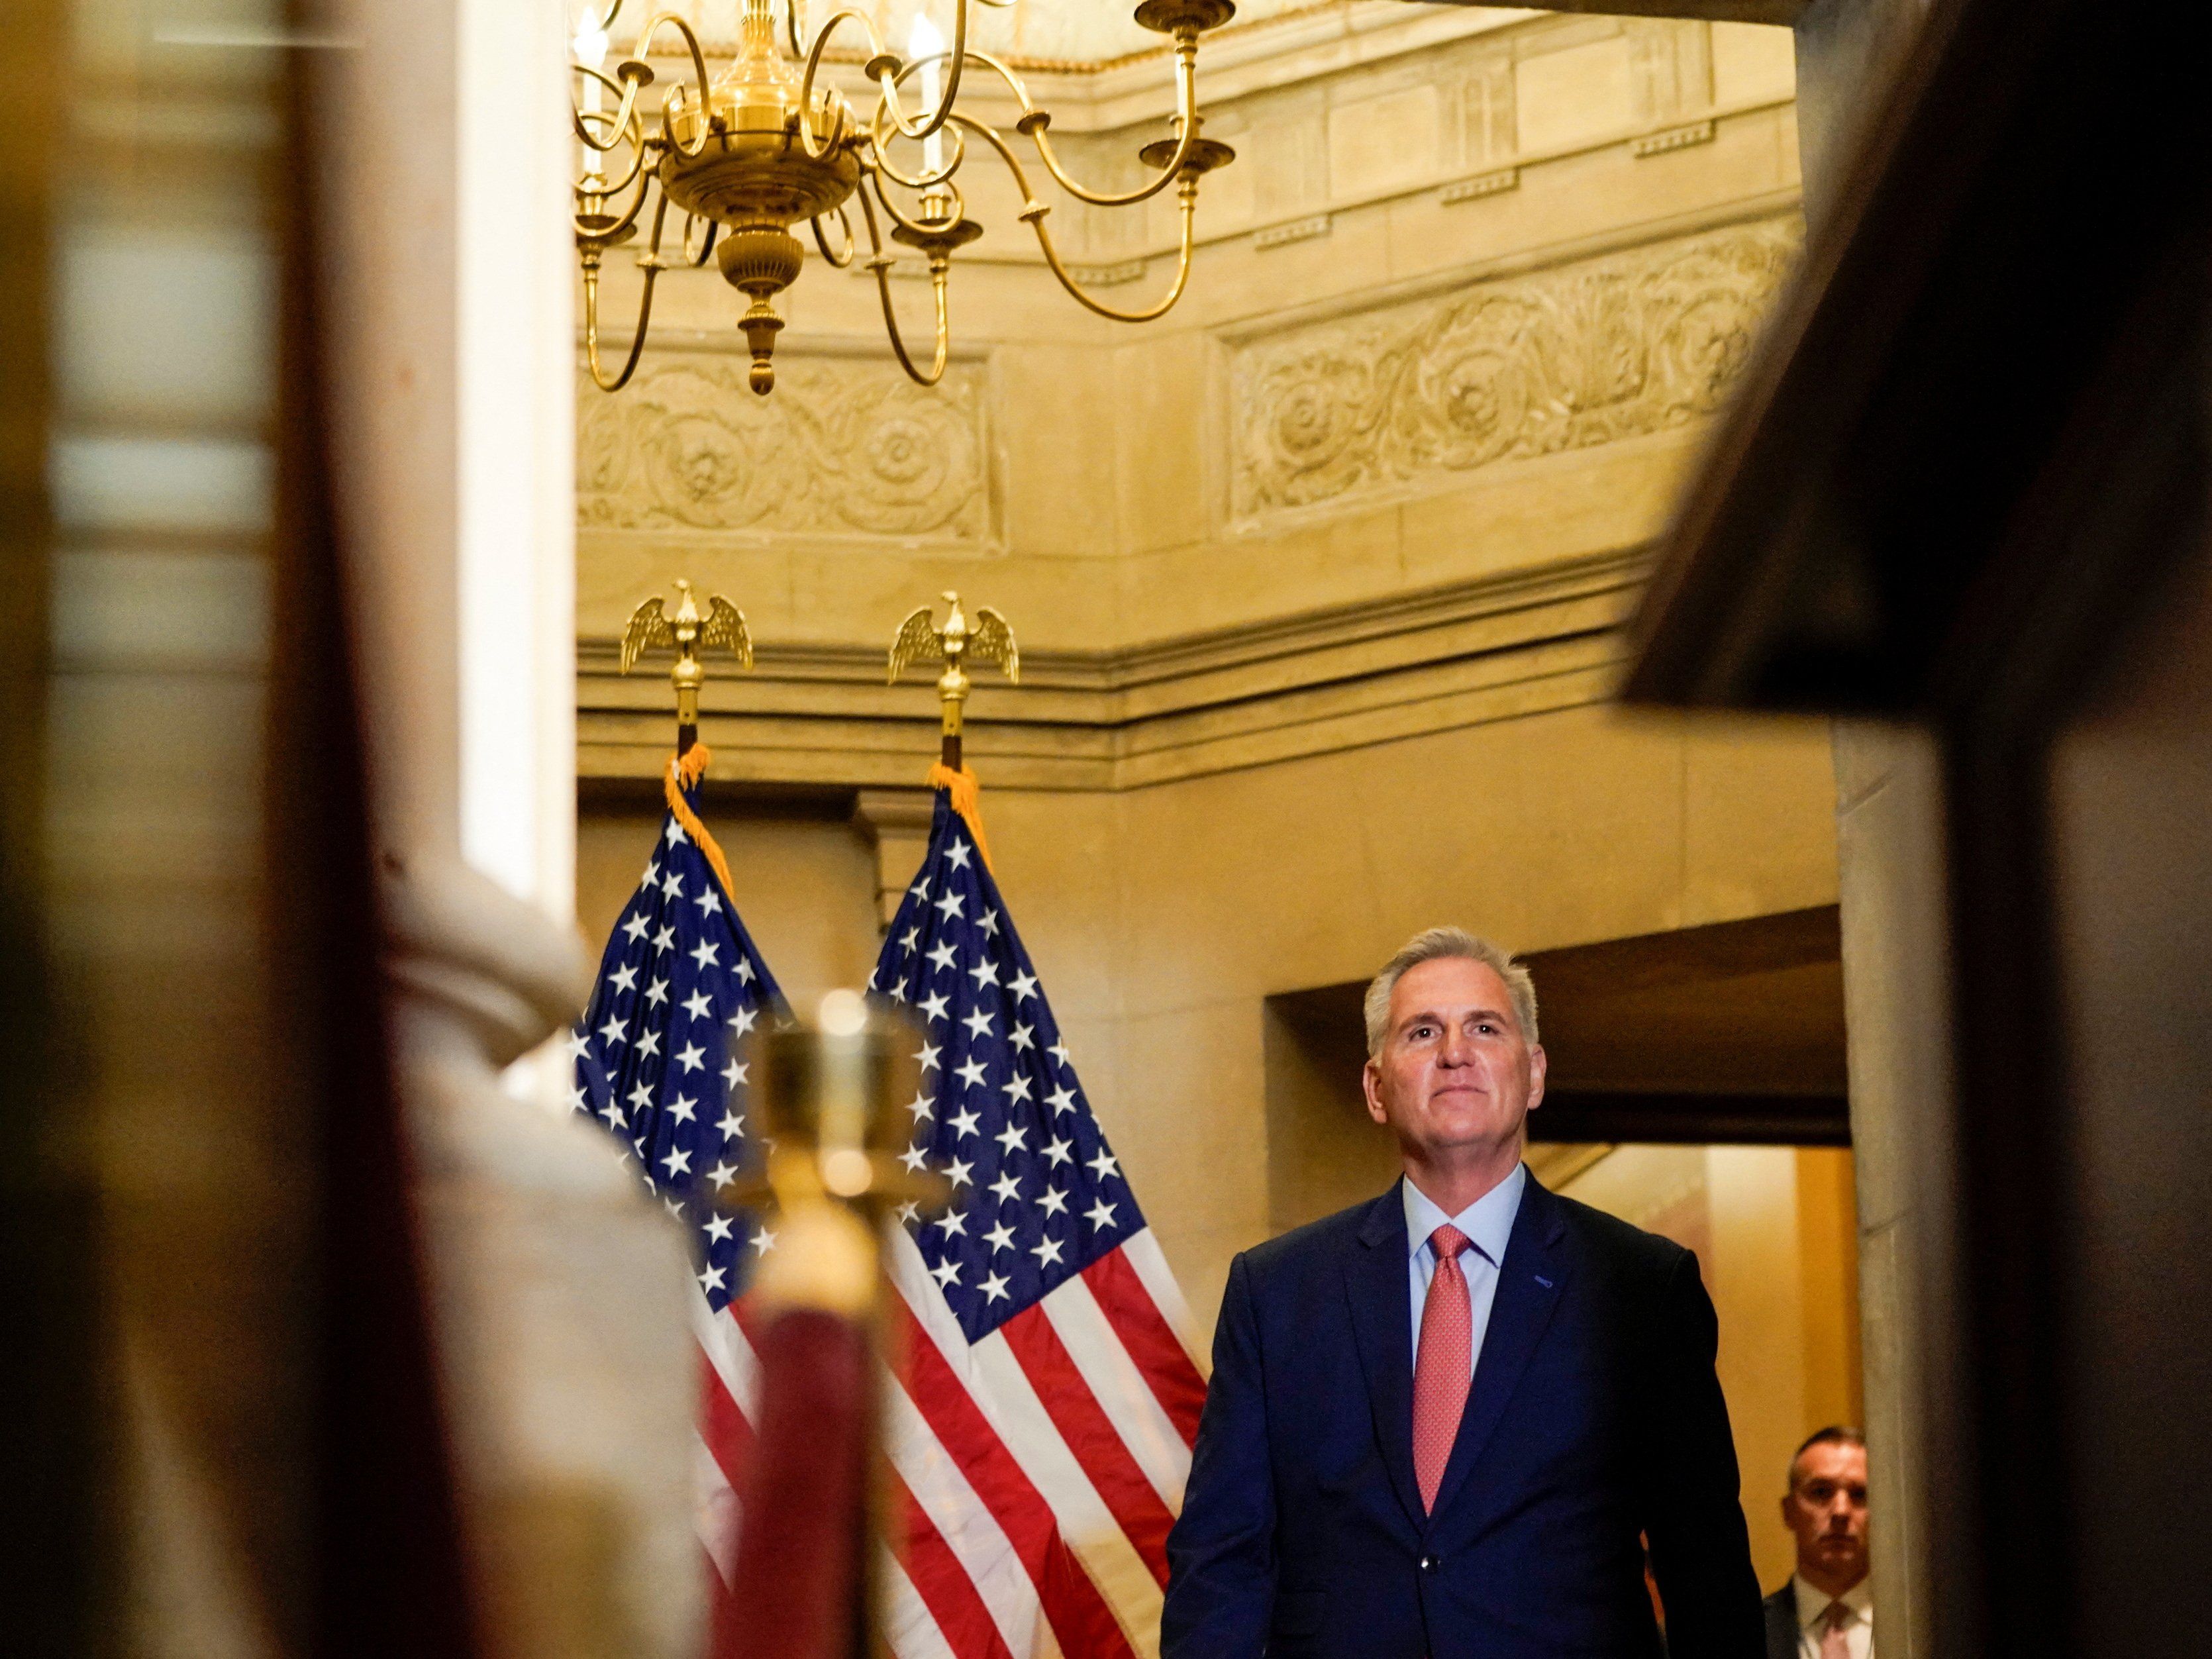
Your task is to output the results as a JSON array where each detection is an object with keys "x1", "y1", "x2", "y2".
[{"x1": 1791, "y1": 1573, "x2": 1873, "y2": 1659}]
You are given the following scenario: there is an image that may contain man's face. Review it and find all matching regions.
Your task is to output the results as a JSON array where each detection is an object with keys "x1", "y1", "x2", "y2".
[
  {"x1": 1781, "y1": 1440, "x2": 1870, "y2": 1586},
  {"x1": 1362, "y1": 957, "x2": 1546, "y2": 1162}
]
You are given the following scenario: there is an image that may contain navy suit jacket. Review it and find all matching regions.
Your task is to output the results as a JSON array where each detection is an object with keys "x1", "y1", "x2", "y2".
[
  {"x1": 1761, "y1": 1585, "x2": 1800, "y2": 1659},
  {"x1": 1162, "y1": 1176, "x2": 1764, "y2": 1658}
]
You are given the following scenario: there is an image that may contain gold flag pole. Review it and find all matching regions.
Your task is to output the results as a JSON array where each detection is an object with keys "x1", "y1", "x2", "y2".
[
  {"x1": 619, "y1": 578, "x2": 755, "y2": 756},
  {"x1": 885, "y1": 589, "x2": 1019, "y2": 772}
]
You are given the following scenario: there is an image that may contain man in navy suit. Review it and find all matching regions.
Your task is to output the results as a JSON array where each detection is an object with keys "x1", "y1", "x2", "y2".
[{"x1": 1163, "y1": 928, "x2": 1764, "y2": 1658}]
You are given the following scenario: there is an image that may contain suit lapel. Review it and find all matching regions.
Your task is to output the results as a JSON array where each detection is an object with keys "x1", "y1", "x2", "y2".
[
  {"x1": 1342, "y1": 1183, "x2": 1424, "y2": 1531},
  {"x1": 1427, "y1": 1174, "x2": 1572, "y2": 1523}
]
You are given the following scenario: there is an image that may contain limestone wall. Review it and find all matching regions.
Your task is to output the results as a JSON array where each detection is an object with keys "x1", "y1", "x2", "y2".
[
  {"x1": 576, "y1": 3, "x2": 1805, "y2": 781},
  {"x1": 575, "y1": 1, "x2": 1843, "y2": 1586}
]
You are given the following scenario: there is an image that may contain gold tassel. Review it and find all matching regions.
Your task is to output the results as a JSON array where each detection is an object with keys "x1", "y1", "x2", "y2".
[
  {"x1": 925, "y1": 761, "x2": 995, "y2": 874},
  {"x1": 664, "y1": 745, "x2": 741, "y2": 907}
]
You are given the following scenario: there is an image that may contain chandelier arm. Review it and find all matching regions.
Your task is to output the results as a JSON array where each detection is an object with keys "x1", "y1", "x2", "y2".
[
  {"x1": 864, "y1": 60, "x2": 961, "y2": 182},
  {"x1": 1023, "y1": 44, "x2": 1201, "y2": 208},
  {"x1": 573, "y1": 145, "x2": 654, "y2": 241},
  {"x1": 793, "y1": 7, "x2": 884, "y2": 156},
  {"x1": 868, "y1": 0, "x2": 973, "y2": 144},
  {"x1": 941, "y1": 46, "x2": 1042, "y2": 113},
  {"x1": 681, "y1": 212, "x2": 719, "y2": 266},
  {"x1": 868, "y1": 94, "x2": 968, "y2": 195},
  {"x1": 922, "y1": 45, "x2": 1197, "y2": 209},
  {"x1": 581, "y1": 189, "x2": 674, "y2": 392},
  {"x1": 581, "y1": 256, "x2": 662, "y2": 393},
  {"x1": 573, "y1": 121, "x2": 649, "y2": 201},
  {"x1": 630, "y1": 12, "x2": 718, "y2": 158},
  {"x1": 947, "y1": 114, "x2": 1207, "y2": 322},
  {"x1": 943, "y1": 110, "x2": 1036, "y2": 197},
  {"x1": 953, "y1": 105, "x2": 1199, "y2": 326},
  {"x1": 867, "y1": 166, "x2": 967, "y2": 238},
  {"x1": 1031, "y1": 194, "x2": 1195, "y2": 323},
  {"x1": 810, "y1": 203, "x2": 857, "y2": 269},
  {"x1": 789, "y1": 11, "x2": 874, "y2": 162},
  {"x1": 572, "y1": 66, "x2": 645, "y2": 154},
  {"x1": 856, "y1": 183, "x2": 950, "y2": 387}
]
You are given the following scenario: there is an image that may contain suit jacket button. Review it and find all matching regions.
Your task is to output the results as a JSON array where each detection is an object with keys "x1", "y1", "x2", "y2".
[{"x1": 1419, "y1": 1554, "x2": 1437, "y2": 1573}]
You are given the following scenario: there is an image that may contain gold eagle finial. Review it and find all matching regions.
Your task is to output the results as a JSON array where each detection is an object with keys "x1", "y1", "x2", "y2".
[
  {"x1": 621, "y1": 579, "x2": 754, "y2": 736},
  {"x1": 887, "y1": 590, "x2": 1018, "y2": 765}
]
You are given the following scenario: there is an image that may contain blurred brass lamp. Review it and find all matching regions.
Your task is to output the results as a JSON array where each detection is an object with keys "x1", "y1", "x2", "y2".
[
  {"x1": 718, "y1": 991, "x2": 948, "y2": 1657},
  {"x1": 571, "y1": 0, "x2": 1238, "y2": 395}
]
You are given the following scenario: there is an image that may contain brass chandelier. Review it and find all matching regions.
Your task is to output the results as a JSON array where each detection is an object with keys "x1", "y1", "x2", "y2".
[{"x1": 571, "y1": 0, "x2": 1238, "y2": 395}]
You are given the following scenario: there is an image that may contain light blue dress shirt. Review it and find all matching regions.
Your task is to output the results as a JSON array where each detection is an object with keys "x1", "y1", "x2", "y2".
[{"x1": 1403, "y1": 1162, "x2": 1527, "y2": 1376}]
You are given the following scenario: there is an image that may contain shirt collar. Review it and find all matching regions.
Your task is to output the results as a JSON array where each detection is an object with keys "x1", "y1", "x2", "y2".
[
  {"x1": 1402, "y1": 1163, "x2": 1526, "y2": 1268},
  {"x1": 1790, "y1": 1574, "x2": 1873, "y2": 1631}
]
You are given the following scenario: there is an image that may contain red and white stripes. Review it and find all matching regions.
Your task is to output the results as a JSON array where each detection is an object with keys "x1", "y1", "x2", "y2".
[
  {"x1": 693, "y1": 1289, "x2": 756, "y2": 1591},
  {"x1": 693, "y1": 1231, "x2": 1209, "y2": 1658}
]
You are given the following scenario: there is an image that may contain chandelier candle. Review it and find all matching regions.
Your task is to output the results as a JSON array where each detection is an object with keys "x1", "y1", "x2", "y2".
[
  {"x1": 570, "y1": 0, "x2": 1239, "y2": 395},
  {"x1": 911, "y1": 13, "x2": 947, "y2": 188},
  {"x1": 574, "y1": 7, "x2": 609, "y2": 187}
]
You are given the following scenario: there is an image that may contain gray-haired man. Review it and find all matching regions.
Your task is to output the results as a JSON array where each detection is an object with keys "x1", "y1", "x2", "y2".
[{"x1": 1164, "y1": 927, "x2": 1762, "y2": 1658}]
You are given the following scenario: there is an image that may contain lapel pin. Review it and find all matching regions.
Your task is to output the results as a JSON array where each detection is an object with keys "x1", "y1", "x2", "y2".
[{"x1": 1534, "y1": 1274, "x2": 1554, "y2": 1289}]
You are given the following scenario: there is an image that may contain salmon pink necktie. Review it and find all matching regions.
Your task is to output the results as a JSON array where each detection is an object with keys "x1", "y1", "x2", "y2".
[
  {"x1": 1819, "y1": 1599, "x2": 1852, "y2": 1659},
  {"x1": 1413, "y1": 1223, "x2": 1473, "y2": 1513}
]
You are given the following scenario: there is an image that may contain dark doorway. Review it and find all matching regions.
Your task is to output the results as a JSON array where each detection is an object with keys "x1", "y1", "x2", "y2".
[{"x1": 1264, "y1": 905, "x2": 1849, "y2": 1213}]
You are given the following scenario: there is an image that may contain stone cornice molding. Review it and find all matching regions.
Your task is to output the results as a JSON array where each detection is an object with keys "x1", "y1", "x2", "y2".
[
  {"x1": 578, "y1": 548, "x2": 1648, "y2": 791},
  {"x1": 650, "y1": 3, "x2": 1533, "y2": 91},
  {"x1": 1213, "y1": 192, "x2": 1803, "y2": 342},
  {"x1": 1011, "y1": 2, "x2": 1535, "y2": 117},
  {"x1": 1529, "y1": 1, "x2": 1803, "y2": 24},
  {"x1": 644, "y1": 7, "x2": 1772, "y2": 140}
]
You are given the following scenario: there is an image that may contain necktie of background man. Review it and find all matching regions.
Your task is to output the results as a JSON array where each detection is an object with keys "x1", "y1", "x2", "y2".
[{"x1": 1819, "y1": 1599, "x2": 1852, "y2": 1659}]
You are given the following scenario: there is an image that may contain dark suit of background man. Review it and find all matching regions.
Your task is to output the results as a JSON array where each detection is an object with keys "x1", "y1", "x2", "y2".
[
  {"x1": 1762, "y1": 1428, "x2": 1873, "y2": 1659},
  {"x1": 1162, "y1": 928, "x2": 1764, "y2": 1658}
]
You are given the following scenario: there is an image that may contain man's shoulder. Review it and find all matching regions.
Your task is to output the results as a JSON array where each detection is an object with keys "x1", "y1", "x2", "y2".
[
  {"x1": 1542, "y1": 1183, "x2": 1695, "y2": 1280},
  {"x1": 1760, "y1": 1582, "x2": 1800, "y2": 1658},
  {"x1": 1236, "y1": 1189, "x2": 1393, "y2": 1283},
  {"x1": 1227, "y1": 1176, "x2": 1699, "y2": 1292}
]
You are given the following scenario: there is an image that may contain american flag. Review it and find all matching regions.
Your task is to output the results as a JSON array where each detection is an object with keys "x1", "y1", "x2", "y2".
[
  {"x1": 568, "y1": 748, "x2": 785, "y2": 1593},
  {"x1": 868, "y1": 787, "x2": 1209, "y2": 1659}
]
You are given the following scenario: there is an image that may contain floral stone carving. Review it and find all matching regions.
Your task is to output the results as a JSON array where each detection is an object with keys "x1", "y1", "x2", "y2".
[
  {"x1": 1231, "y1": 218, "x2": 1801, "y2": 518},
  {"x1": 579, "y1": 352, "x2": 989, "y2": 541}
]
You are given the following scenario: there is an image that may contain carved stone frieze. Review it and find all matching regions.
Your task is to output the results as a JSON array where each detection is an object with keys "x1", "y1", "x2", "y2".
[
  {"x1": 1229, "y1": 218, "x2": 1802, "y2": 519},
  {"x1": 578, "y1": 352, "x2": 991, "y2": 542}
]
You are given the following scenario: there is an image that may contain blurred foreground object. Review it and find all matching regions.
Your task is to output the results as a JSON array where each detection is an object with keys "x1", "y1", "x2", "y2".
[
  {"x1": 5, "y1": 0, "x2": 698, "y2": 1650},
  {"x1": 717, "y1": 990, "x2": 940, "y2": 1659},
  {"x1": 7, "y1": 0, "x2": 488, "y2": 1648},
  {"x1": 1627, "y1": 0, "x2": 2212, "y2": 1655},
  {"x1": 303, "y1": 0, "x2": 705, "y2": 1649}
]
